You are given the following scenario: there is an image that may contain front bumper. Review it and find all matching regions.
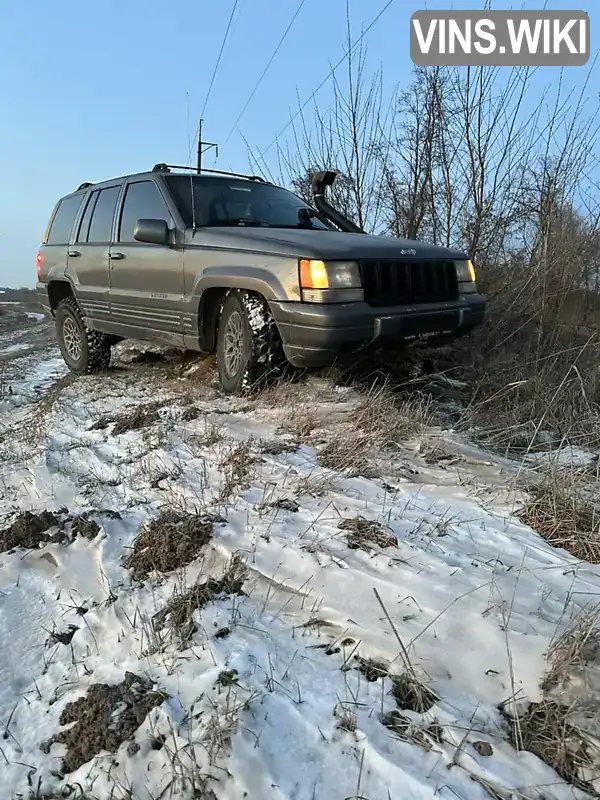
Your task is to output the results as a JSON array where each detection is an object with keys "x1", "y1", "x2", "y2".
[{"x1": 269, "y1": 294, "x2": 485, "y2": 368}]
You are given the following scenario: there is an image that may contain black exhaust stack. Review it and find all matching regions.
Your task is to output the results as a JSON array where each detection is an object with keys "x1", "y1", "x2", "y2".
[{"x1": 310, "y1": 170, "x2": 365, "y2": 234}]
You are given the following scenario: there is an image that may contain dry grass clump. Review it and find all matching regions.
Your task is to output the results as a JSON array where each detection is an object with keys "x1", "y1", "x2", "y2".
[
  {"x1": 90, "y1": 401, "x2": 163, "y2": 435},
  {"x1": 41, "y1": 672, "x2": 167, "y2": 774},
  {"x1": 319, "y1": 432, "x2": 374, "y2": 476},
  {"x1": 334, "y1": 703, "x2": 358, "y2": 733},
  {"x1": 507, "y1": 700, "x2": 597, "y2": 795},
  {"x1": 124, "y1": 510, "x2": 222, "y2": 579},
  {"x1": 391, "y1": 673, "x2": 440, "y2": 714},
  {"x1": 543, "y1": 605, "x2": 600, "y2": 692},
  {"x1": 519, "y1": 483, "x2": 600, "y2": 563},
  {"x1": 338, "y1": 516, "x2": 397, "y2": 552},
  {"x1": 353, "y1": 384, "x2": 435, "y2": 446},
  {"x1": 356, "y1": 656, "x2": 389, "y2": 682},
  {"x1": 153, "y1": 555, "x2": 247, "y2": 645},
  {"x1": 218, "y1": 439, "x2": 256, "y2": 501}
]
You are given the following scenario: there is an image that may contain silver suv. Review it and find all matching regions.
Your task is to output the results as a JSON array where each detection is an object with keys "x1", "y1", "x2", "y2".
[{"x1": 36, "y1": 164, "x2": 485, "y2": 394}]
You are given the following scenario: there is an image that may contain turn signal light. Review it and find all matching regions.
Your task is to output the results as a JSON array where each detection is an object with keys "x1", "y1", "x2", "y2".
[{"x1": 299, "y1": 259, "x2": 329, "y2": 289}]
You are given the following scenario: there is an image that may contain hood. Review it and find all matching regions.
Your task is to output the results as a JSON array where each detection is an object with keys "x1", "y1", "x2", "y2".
[{"x1": 188, "y1": 227, "x2": 466, "y2": 261}]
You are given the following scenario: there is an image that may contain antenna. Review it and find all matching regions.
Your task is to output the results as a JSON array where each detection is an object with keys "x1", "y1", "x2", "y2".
[{"x1": 196, "y1": 120, "x2": 218, "y2": 173}]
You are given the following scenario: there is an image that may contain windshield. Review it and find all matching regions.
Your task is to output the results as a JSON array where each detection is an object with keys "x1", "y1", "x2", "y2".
[{"x1": 164, "y1": 175, "x2": 333, "y2": 230}]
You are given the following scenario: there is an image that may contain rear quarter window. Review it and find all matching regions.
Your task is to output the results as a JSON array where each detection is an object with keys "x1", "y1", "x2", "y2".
[{"x1": 45, "y1": 193, "x2": 85, "y2": 245}]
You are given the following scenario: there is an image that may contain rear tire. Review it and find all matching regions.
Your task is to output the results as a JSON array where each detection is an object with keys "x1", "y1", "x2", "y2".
[
  {"x1": 216, "y1": 290, "x2": 286, "y2": 394},
  {"x1": 55, "y1": 298, "x2": 112, "y2": 375}
]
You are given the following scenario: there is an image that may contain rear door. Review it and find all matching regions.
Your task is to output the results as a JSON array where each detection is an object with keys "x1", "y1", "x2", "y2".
[
  {"x1": 40, "y1": 192, "x2": 86, "y2": 285},
  {"x1": 108, "y1": 178, "x2": 184, "y2": 345},
  {"x1": 66, "y1": 182, "x2": 122, "y2": 328}
]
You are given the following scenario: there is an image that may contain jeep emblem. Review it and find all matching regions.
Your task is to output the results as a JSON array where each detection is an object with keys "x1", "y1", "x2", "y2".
[{"x1": 400, "y1": 248, "x2": 417, "y2": 256}]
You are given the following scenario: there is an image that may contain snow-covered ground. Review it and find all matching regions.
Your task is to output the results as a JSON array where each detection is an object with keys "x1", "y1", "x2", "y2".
[{"x1": 1, "y1": 306, "x2": 600, "y2": 800}]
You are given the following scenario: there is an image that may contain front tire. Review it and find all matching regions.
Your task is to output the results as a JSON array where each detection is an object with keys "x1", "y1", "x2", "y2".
[
  {"x1": 216, "y1": 290, "x2": 286, "y2": 394},
  {"x1": 55, "y1": 298, "x2": 111, "y2": 375}
]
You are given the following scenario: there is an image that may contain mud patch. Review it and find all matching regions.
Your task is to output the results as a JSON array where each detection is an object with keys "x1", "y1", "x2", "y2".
[
  {"x1": 0, "y1": 510, "x2": 61, "y2": 553},
  {"x1": 124, "y1": 510, "x2": 223, "y2": 579},
  {"x1": 42, "y1": 672, "x2": 167, "y2": 774},
  {"x1": 153, "y1": 555, "x2": 247, "y2": 645},
  {"x1": 338, "y1": 516, "x2": 397, "y2": 552}
]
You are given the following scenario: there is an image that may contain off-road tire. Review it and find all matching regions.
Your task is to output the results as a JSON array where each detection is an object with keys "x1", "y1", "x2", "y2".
[
  {"x1": 55, "y1": 298, "x2": 112, "y2": 375},
  {"x1": 216, "y1": 290, "x2": 286, "y2": 395}
]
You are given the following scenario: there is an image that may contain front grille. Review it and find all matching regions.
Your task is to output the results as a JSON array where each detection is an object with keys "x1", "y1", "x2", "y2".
[{"x1": 359, "y1": 259, "x2": 458, "y2": 307}]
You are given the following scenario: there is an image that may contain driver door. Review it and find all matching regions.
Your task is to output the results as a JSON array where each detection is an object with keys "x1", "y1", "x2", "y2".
[{"x1": 108, "y1": 178, "x2": 184, "y2": 346}]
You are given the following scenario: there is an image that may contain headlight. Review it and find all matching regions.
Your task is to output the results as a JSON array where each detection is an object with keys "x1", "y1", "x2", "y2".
[
  {"x1": 298, "y1": 259, "x2": 363, "y2": 303},
  {"x1": 299, "y1": 259, "x2": 361, "y2": 289},
  {"x1": 455, "y1": 259, "x2": 476, "y2": 282}
]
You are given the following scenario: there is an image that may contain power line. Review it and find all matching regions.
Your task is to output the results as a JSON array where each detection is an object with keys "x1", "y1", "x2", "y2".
[
  {"x1": 222, "y1": 0, "x2": 307, "y2": 150},
  {"x1": 200, "y1": 0, "x2": 241, "y2": 122},
  {"x1": 256, "y1": 0, "x2": 397, "y2": 160}
]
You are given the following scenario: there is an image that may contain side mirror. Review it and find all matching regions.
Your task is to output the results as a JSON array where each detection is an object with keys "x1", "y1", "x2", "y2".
[{"x1": 134, "y1": 218, "x2": 169, "y2": 245}]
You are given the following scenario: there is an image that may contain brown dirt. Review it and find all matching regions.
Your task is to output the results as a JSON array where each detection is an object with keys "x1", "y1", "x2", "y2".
[
  {"x1": 338, "y1": 516, "x2": 397, "y2": 552},
  {"x1": 124, "y1": 510, "x2": 223, "y2": 580},
  {"x1": 0, "y1": 510, "x2": 61, "y2": 553},
  {"x1": 153, "y1": 555, "x2": 247, "y2": 644},
  {"x1": 0, "y1": 508, "x2": 123, "y2": 553},
  {"x1": 391, "y1": 673, "x2": 440, "y2": 713},
  {"x1": 41, "y1": 672, "x2": 167, "y2": 774},
  {"x1": 71, "y1": 515, "x2": 101, "y2": 540}
]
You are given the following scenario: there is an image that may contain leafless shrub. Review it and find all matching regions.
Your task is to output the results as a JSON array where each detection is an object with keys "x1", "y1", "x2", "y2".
[{"x1": 282, "y1": 24, "x2": 600, "y2": 447}]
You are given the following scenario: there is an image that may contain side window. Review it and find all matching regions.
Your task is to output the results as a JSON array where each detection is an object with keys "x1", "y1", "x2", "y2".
[
  {"x1": 75, "y1": 191, "x2": 99, "y2": 243},
  {"x1": 87, "y1": 186, "x2": 121, "y2": 243},
  {"x1": 46, "y1": 194, "x2": 85, "y2": 245},
  {"x1": 118, "y1": 181, "x2": 170, "y2": 243}
]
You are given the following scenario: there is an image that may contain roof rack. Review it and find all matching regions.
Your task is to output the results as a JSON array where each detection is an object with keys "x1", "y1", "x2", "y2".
[
  {"x1": 152, "y1": 163, "x2": 268, "y2": 183},
  {"x1": 77, "y1": 181, "x2": 94, "y2": 190}
]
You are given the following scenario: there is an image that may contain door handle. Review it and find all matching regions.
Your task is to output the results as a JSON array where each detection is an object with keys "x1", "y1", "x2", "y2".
[
  {"x1": 109, "y1": 252, "x2": 125, "y2": 260},
  {"x1": 67, "y1": 250, "x2": 81, "y2": 257}
]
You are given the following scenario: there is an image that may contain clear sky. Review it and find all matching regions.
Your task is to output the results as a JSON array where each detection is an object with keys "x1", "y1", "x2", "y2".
[{"x1": 0, "y1": 0, "x2": 594, "y2": 287}]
